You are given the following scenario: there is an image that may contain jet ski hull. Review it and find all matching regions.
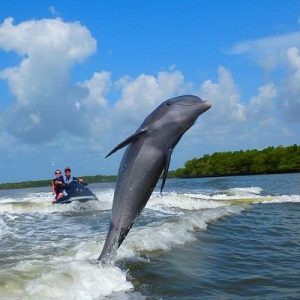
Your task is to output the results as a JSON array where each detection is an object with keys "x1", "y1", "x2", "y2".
[{"x1": 55, "y1": 181, "x2": 98, "y2": 204}]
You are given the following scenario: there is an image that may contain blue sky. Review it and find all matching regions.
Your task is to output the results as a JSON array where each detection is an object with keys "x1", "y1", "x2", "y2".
[{"x1": 0, "y1": 1, "x2": 300, "y2": 183}]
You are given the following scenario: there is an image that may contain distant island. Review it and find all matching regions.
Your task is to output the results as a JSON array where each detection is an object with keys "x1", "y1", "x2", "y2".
[
  {"x1": 0, "y1": 175, "x2": 116, "y2": 190},
  {"x1": 173, "y1": 144, "x2": 300, "y2": 178},
  {"x1": 0, "y1": 144, "x2": 299, "y2": 190}
]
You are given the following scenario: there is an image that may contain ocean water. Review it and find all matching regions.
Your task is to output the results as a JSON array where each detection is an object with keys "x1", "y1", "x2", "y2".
[{"x1": 0, "y1": 173, "x2": 299, "y2": 299}]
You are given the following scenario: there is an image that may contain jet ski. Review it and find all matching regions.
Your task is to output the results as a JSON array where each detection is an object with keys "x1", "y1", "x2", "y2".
[{"x1": 55, "y1": 181, "x2": 98, "y2": 204}]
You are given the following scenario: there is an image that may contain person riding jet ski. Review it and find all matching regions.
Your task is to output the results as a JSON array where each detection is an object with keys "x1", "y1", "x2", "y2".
[
  {"x1": 52, "y1": 167, "x2": 98, "y2": 204},
  {"x1": 63, "y1": 167, "x2": 77, "y2": 185}
]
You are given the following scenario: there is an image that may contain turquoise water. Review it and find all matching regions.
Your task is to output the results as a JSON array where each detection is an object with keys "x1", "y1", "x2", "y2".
[{"x1": 0, "y1": 173, "x2": 299, "y2": 299}]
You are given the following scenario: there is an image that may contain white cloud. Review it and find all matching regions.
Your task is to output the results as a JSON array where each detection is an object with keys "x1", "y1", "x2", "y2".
[
  {"x1": 0, "y1": 17, "x2": 97, "y2": 142},
  {"x1": 80, "y1": 71, "x2": 111, "y2": 107},
  {"x1": 49, "y1": 6, "x2": 59, "y2": 16},
  {"x1": 84, "y1": 70, "x2": 193, "y2": 155},
  {"x1": 231, "y1": 31, "x2": 300, "y2": 71},
  {"x1": 231, "y1": 29, "x2": 300, "y2": 123},
  {"x1": 0, "y1": 17, "x2": 299, "y2": 181},
  {"x1": 280, "y1": 47, "x2": 300, "y2": 121},
  {"x1": 166, "y1": 66, "x2": 251, "y2": 156},
  {"x1": 115, "y1": 70, "x2": 190, "y2": 120},
  {"x1": 287, "y1": 46, "x2": 300, "y2": 69},
  {"x1": 0, "y1": 18, "x2": 95, "y2": 60},
  {"x1": 199, "y1": 66, "x2": 246, "y2": 123},
  {"x1": 248, "y1": 83, "x2": 277, "y2": 125}
]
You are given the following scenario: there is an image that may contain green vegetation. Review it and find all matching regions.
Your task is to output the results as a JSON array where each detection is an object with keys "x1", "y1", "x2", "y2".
[
  {"x1": 174, "y1": 144, "x2": 300, "y2": 178},
  {"x1": 0, "y1": 175, "x2": 116, "y2": 190},
  {"x1": 0, "y1": 179, "x2": 53, "y2": 190},
  {"x1": 1, "y1": 145, "x2": 299, "y2": 190}
]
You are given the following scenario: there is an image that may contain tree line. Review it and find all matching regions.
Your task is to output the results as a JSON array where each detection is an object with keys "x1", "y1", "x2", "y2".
[
  {"x1": 1, "y1": 145, "x2": 299, "y2": 189},
  {"x1": 173, "y1": 144, "x2": 300, "y2": 178},
  {"x1": 0, "y1": 175, "x2": 116, "y2": 190}
]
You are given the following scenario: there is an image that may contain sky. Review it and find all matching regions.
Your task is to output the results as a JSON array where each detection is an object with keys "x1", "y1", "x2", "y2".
[{"x1": 0, "y1": 0, "x2": 300, "y2": 183}]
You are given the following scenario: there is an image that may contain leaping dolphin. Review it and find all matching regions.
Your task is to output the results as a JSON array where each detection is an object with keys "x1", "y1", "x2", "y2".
[{"x1": 98, "y1": 95, "x2": 211, "y2": 262}]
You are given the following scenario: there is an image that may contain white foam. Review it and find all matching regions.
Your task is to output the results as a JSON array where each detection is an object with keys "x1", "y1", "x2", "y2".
[
  {"x1": 2, "y1": 182, "x2": 299, "y2": 299},
  {"x1": 94, "y1": 189, "x2": 114, "y2": 204},
  {"x1": 146, "y1": 192, "x2": 228, "y2": 213},
  {"x1": 118, "y1": 205, "x2": 243, "y2": 259},
  {"x1": 25, "y1": 261, "x2": 132, "y2": 299},
  {"x1": 261, "y1": 194, "x2": 300, "y2": 204},
  {"x1": 0, "y1": 189, "x2": 114, "y2": 214},
  {"x1": 0, "y1": 186, "x2": 264, "y2": 215},
  {"x1": 181, "y1": 187, "x2": 263, "y2": 202},
  {"x1": 185, "y1": 189, "x2": 264, "y2": 202},
  {"x1": 226, "y1": 186, "x2": 263, "y2": 196},
  {"x1": 0, "y1": 217, "x2": 9, "y2": 236},
  {"x1": 0, "y1": 237, "x2": 133, "y2": 300}
]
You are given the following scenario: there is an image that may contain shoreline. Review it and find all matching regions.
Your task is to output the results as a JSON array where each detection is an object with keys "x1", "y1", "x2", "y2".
[
  {"x1": 0, "y1": 175, "x2": 116, "y2": 190},
  {"x1": 1, "y1": 145, "x2": 298, "y2": 190},
  {"x1": 0, "y1": 171, "x2": 299, "y2": 190}
]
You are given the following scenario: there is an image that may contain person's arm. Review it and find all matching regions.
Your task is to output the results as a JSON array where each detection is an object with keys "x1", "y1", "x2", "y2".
[
  {"x1": 58, "y1": 176, "x2": 66, "y2": 187},
  {"x1": 51, "y1": 180, "x2": 55, "y2": 194}
]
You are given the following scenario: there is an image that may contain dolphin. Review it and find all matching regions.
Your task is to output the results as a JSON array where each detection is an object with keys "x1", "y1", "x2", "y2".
[{"x1": 98, "y1": 95, "x2": 211, "y2": 262}]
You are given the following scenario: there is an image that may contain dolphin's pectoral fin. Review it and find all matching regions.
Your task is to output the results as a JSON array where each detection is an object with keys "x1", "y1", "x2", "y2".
[
  {"x1": 105, "y1": 128, "x2": 147, "y2": 158},
  {"x1": 160, "y1": 148, "x2": 173, "y2": 194}
]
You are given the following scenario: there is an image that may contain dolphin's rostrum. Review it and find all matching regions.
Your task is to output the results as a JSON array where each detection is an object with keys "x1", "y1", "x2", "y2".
[{"x1": 98, "y1": 95, "x2": 211, "y2": 262}]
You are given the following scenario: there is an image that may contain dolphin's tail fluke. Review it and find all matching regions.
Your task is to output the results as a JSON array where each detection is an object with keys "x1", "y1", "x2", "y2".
[
  {"x1": 97, "y1": 242, "x2": 118, "y2": 264},
  {"x1": 98, "y1": 223, "x2": 133, "y2": 263},
  {"x1": 98, "y1": 222, "x2": 119, "y2": 263}
]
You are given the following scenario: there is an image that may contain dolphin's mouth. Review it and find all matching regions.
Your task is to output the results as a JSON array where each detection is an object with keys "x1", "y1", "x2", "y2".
[
  {"x1": 175, "y1": 103, "x2": 197, "y2": 106},
  {"x1": 175, "y1": 100, "x2": 211, "y2": 108}
]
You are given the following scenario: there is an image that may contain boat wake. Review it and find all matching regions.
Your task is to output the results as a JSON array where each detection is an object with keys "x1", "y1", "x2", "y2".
[{"x1": 0, "y1": 182, "x2": 300, "y2": 299}]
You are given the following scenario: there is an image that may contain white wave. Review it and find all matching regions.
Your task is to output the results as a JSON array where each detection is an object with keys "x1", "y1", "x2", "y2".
[
  {"x1": 0, "y1": 185, "x2": 266, "y2": 215},
  {"x1": 26, "y1": 262, "x2": 132, "y2": 299},
  {"x1": 179, "y1": 187, "x2": 263, "y2": 202},
  {"x1": 146, "y1": 192, "x2": 228, "y2": 213},
  {"x1": 0, "y1": 189, "x2": 114, "y2": 214},
  {"x1": 0, "y1": 234, "x2": 134, "y2": 299},
  {"x1": 0, "y1": 259, "x2": 133, "y2": 300},
  {"x1": 147, "y1": 190, "x2": 263, "y2": 211},
  {"x1": 0, "y1": 217, "x2": 10, "y2": 236},
  {"x1": 226, "y1": 186, "x2": 263, "y2": 196},
  {"x1": 118, "y1": 205, "x2": 243, "y2": 259},
  {"x1": 1, "y1": 204, "x2": 237, "y2": 299},
  {"x1": 2, "y1": 180, "x2": 299, "y2": 299},
  {"x1": 185, "y1": 188, "x2": 264, "y2": 202},
  {"x1": 94, "y1": 189, "x2": 114, "y2": 204},
  {"x1": 261, "y1": 194, "x2": 300, "y2": 204},
  {"x1": 0, "y1": 197, "x2": 24, "y2": 203}
]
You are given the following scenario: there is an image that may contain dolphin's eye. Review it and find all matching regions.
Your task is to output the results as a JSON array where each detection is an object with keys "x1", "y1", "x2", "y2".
[{"x1": 166, "y1": 101, "x2": 172, "y2": 106}]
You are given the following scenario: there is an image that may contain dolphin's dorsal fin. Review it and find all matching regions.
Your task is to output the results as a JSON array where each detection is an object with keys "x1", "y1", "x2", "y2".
[
  {"x1": 105, "y1": 128, "x2": 147, "y2": 158},
  {"x1": 160, "y1": 148, "x2": 173, "y2": 194}
]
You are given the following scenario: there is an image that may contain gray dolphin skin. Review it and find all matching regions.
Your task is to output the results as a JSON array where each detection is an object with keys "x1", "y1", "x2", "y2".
[{"x1": 98, "y1": 95, "x2": 211, "y2": 262}]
